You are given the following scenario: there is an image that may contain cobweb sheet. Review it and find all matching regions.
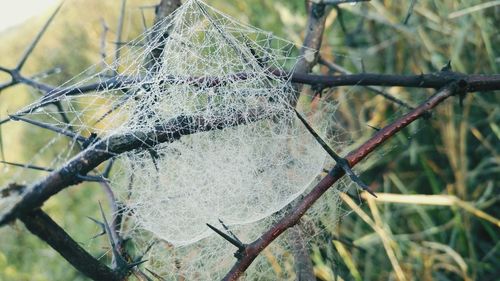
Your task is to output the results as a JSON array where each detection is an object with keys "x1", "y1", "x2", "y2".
[{"x1": 9, "y1": 0, "x2": 327, "y2": 246}]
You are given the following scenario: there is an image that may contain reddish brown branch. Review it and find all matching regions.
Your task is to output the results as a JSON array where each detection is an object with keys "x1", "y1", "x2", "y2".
[{"x1": 222, "y1": 81, "x2": 464, "y2": 280}]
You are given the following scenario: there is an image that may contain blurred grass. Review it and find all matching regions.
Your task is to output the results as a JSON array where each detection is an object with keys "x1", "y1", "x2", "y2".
[
  {"x1": 0, "y1": 0, "x2": 498, "y2": 280},
  {"x1": 316, "y1": 2, "x2": 499, "y2": 280}
]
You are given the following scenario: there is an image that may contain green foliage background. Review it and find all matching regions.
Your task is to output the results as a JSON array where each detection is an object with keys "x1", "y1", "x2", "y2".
[{"x1": 0, "y1": 0, "x2": 498, "y2": 280}]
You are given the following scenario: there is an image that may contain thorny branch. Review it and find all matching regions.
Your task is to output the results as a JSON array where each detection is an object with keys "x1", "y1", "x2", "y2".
[
  {"x1": 222, "y1": 81, "x2": 466, "y2": 281},
  {"x1": 0, "y1": 110, "x2": 269, "y2": 226},
  {"x1": 19, "y1": 209, "x2": 123, "y2": 281},
  {"x1": 318, "y1": 56, "x2": 415, "y2": 109},
  {"x1": 0, "y1": 0, "x2": 498, "y2": 280},
  {"x1": 0, "y1": 68, "x2": 498, "y2": 126},
  {"x1": 1, "y1": 68, "x2": 498, "y2": 108},
  {"x1": 0, "y1": 2, "x2": 63, "y2": 92},
  {"x1": 1, "y1": 1, "x2": 180, "y2": 281}
]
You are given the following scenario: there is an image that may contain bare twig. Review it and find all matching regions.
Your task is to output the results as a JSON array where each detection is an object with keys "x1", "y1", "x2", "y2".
[
  {"x1": 114, "y1": 0, "x2": 127, "y2": 65},
  {"x1": 288, "y1": 225, "x2": 316, "y2": 281},
  {"x1": 10, "y1": 115, "x2": 86, "y2": 142},
  {"x1": 0, "y1": 160, "x2": 53, "y2": 172},
  {"x1": 4, "y1": 69, "x2": 497, "y2": 103},
  {"x1": 294, "y1": 2, "x2": 332, "y2": 77},
  {"x1": 100, "y1": 18, "x2": 109, "y2": 63},
  {"x1": 287, "y1": 71, "x2": 500, "y2": 92},
  {"x1": 155, "y1": 0, "x2": 182, "y2": 21},
  {"x1": 16, "y1": 2, "x2": 64, "y2": 71},
  {"x1": 0, "y1": 68, "x2": 498, "y2": 127},
  {"x1": 146, "y1": 0, "x2": 182, "y2": 72}
]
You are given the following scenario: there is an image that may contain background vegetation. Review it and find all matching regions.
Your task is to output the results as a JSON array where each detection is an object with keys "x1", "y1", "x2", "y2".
[{"x1": 0, "y1": 0, "x2": 498, "y2": 280}]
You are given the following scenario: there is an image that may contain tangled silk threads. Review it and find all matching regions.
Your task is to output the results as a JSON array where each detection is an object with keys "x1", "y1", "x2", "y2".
[
  {"x1": 111, "y1": 0, "x2": 327, "y2": 245},
  {"x1": 11, "y1": 0, "x2": 327, "y2": 246},
  {"x1": 11, "y1": 0, "x2": 355, "y2": 278}
]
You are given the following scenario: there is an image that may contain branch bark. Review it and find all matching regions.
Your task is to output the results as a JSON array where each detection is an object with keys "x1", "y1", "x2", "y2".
[
  {"x1": 0, "y1": 111, "x2": 267, "y2": 226},
  {"x1": 295, "y1": 2, "x2": 332, "y2": 74},
  {"x1": 19, "y1": 209, "x2": 122, "y2": 281},
  {"x1": 4, "y1": 3, "x2": 185, "y2": 281},
  {"x1": 5, "y1": 70, "x2": 497, "y2": 100},
  {"x1": 289, "y1": 71, "x2": 500, "y2": 92},
  {"x1": 155, "y1": 0, "x2": 182, "y2": 21}
]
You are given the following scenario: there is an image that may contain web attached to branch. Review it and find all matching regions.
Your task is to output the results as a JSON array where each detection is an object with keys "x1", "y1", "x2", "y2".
[
  {"x1": 0, "y1": 0, "x2": 429, "y2": 278},
  {"x1": 9, "y1": 0, "x2": 329, "y2": 246}
]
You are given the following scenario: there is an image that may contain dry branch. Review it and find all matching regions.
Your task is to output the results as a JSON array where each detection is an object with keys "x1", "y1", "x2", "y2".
[{"x1": 0, "y1": 111, "x2": 267, "y2": 226}]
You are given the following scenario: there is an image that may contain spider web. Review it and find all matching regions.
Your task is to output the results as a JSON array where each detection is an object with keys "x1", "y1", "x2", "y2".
[
  {"x1": 0, "y1": 1, "x2": 433, "y2": 279},
  {"x1": 7, "y1": 0, "x2": 330, "y2": 246}
]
